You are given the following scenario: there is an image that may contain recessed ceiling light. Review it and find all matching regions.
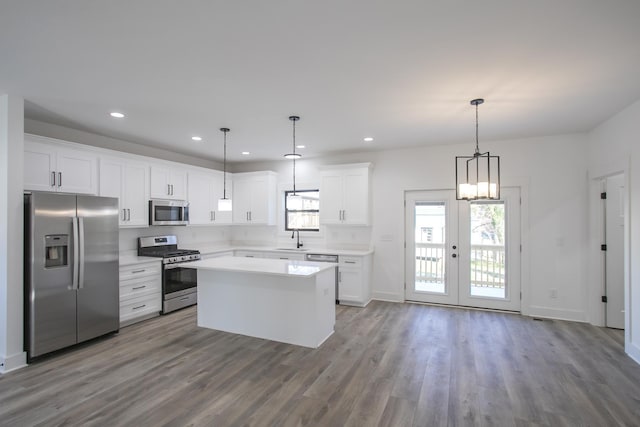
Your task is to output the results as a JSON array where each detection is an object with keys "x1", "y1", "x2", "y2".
[
  {"x1": 191, "y1": 136, "x2": 202, "y2": 141},
  {"x1": 110, "y1": 112, "x2": 125, "y2": 118},
  {"x1": 241, "y1": 151, "x2": 250, "y2": 155},
  {"x1": 296, "y1": 145, "x2": 305, "y2": 149},
  {"x1": 363, "y1": 137, "x2": 374, "y2": 142}
]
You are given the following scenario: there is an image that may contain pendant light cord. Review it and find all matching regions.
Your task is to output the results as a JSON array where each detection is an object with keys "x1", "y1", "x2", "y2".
[
  {"x1": 221, "y1": 128, "x2": 228, "y2": 199},
  {"x1": 475, "y1": 102, "x2": 480, "y2": 155},
  {"x1": 292, "y1": 118, "x2": 296, "y2": 194}
]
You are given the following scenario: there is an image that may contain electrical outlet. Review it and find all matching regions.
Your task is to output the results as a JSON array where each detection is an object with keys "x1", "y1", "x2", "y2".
[{"x1": 549, "y1": 289, "x2": 558, "y2": 299}]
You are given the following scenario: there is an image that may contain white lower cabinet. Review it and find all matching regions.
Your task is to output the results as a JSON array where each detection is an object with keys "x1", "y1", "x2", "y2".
[
  {"x1": 119, "y1": 261, "x2": 162, "y2": 326},
  {"x1": 338, "y1": 255, "x2": 372, "y2": 307}
]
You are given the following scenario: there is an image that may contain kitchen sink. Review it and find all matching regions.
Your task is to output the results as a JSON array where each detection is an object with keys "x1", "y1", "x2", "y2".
[{"x1": 275, "y1": 248, "x2": 308, "y2": 252}]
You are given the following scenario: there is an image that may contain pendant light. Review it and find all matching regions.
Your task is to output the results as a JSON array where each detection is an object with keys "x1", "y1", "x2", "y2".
[
  {"x1": 455, "y1": 99, "x2": 500, "y2": 200},
  {"x1": 284, "y1": 116, "x2": 303, "y2": 210},
  {"x1": 218, "y1": 127, "x2": 232, "y2": 211}
]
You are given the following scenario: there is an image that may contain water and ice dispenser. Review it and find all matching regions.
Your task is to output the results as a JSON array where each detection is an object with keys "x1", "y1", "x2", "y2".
[{"x1": 44, "y1": 234, "x2": 68, "y2": 268}]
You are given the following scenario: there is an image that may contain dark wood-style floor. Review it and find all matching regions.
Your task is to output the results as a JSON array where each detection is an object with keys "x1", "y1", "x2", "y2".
[{"x1": 1, "y1": 301, "x2": 640, "y2": 426}]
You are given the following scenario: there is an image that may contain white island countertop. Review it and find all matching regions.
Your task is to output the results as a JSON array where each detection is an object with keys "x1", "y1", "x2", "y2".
[{"x1": 188, "y1": 256, "x2": 337, "y2": 277}]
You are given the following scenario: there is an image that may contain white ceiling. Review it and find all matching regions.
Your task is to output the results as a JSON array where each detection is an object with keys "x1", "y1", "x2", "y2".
[{"x1": 1, "y1": 1, "x2": 640, "y2": 163}]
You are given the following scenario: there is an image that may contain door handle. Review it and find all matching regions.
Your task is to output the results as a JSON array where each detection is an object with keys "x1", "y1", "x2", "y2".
[
  {"x1": 122, "y1": 209, "x2": 126, "y2": 221},
  {"x1": 78, "y1": 217, "x2": 85, "y2": 288},
  {"x1": 51, "y1": 171, "x2": 56, "y2": 187},
  {"x1": 170, "y1": 184, "x2": 174, "y2": 195},
  {"x1": 58, "y1": 172, "x2": 62, "y2": 187},
  {"x1": 213, "y1": 211, "x2": 215, "y2": 221},
  {"x1": 72, "y1": 217, "x2": 79, "y2": 290},
  {"x1": 127, "y1": 209, "x2": 131, "y2": 221},
  {"x1": 167, "y1": 184, "x2": 171, "y2": 195}
]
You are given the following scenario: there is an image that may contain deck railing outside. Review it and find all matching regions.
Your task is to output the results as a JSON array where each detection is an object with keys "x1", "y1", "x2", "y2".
[{"x1": 415, "y1": 243, "x2": 505, "y2": 289}]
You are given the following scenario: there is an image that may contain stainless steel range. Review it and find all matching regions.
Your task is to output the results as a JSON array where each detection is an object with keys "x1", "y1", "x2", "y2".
[{"x1": 138, "y1": 235, "x2": 201, "y2": 313}]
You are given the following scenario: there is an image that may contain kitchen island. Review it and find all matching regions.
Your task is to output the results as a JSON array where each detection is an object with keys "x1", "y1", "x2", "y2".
[{"x1": 188, "y1": 256, "x2": 337, "y2": 348}]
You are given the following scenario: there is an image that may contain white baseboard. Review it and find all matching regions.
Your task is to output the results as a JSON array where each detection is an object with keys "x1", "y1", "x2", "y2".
[
  {"x1": 0, "y1": 351, "x2": 27, "y2": 374},
  {"x1": 527, "y1": 305, "x2": 587, "y2": 322},
  {"x1": 371, "y1": 291, "x2": 403, "y2": 303},
  {"x1": 626, "y1": 341, "x2": 640, "y2": 366}
]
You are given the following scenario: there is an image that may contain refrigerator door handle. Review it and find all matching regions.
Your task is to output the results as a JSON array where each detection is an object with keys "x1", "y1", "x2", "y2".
[
  {"x1": 78, "y1": 217, "x2": 85, "y2": 289},
  {"x1": 72, "y1": 217, "x2": 79, "y2": 290}
]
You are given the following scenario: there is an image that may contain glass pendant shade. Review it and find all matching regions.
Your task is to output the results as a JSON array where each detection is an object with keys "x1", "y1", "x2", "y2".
[{"x1": 218, "y1": 198, "x2": 232, "y2": 211}]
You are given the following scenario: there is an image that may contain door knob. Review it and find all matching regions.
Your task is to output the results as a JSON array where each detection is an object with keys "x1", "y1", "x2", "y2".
[
  {"x1": 452, "y1": 245, "x2": 457, "y2": 249},
  {"x1": 452, "y1": 253, "x2": 457, "y2": 258}
]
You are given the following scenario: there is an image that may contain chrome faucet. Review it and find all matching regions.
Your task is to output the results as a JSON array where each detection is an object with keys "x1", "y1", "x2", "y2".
[{"x1": 291, "y1": 230, "x2": 303, "y2": 249}]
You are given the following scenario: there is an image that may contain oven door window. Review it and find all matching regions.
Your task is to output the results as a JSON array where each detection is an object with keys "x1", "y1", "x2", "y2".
[
  {"x1": 164, "y1": 265, "x2": 197, "y2": 295},
  {"x1": 155, "y1": 206, "x2": 183, "y2": 222}
]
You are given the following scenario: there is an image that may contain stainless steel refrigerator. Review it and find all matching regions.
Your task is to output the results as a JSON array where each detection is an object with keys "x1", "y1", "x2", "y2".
[{"x1": 24, "y1": 192, "x2": 120, "y2": 360}]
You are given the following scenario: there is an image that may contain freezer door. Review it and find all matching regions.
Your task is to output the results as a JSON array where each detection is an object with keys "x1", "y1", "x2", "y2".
[
  {"x1": 25, "y1": 192, "x2": 78, "y2": 358},
  {"x1": 76, "y1": 195, "x2": 120, "y2": 342}
]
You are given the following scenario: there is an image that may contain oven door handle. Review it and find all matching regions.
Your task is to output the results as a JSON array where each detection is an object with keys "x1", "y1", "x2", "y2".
[{"x1": 164, "y1": 262, "x2": 197, "y2": 270}]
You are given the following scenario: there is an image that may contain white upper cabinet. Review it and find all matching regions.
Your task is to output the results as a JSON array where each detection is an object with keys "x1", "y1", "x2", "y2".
[
  {"x1": 232, "y1": 171, "x2": 277, "y2": 225},
  {"x1": 187, "y1": 169, "x2": 232, "y2": 225},
  {"x1": 319, "y1": 163, "x2": 372, "y2": 225},
  {"x1": 99, "y1": 156, "x2": 149, "y2": 227},
  {"x1": 150, "y1": 165, "x2": 187, "y2": 200},
  {"x1": 24, "y1": 135, "x2": 98, "y2": 195}
]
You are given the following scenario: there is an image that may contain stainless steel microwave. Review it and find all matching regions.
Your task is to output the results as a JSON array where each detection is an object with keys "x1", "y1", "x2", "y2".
[{"x1": 149, "y1": 199, "x2": 189, "y2": 226}]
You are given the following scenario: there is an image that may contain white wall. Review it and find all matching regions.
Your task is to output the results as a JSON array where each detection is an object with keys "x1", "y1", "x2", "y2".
[
  {"x1": 234, "y1": 133, "x2": 591, "y2": 320},
  {"x1": 119, "y1": 225, "x2": 232, "y2": 254},
  {"x1": 588, "y1": 98, "x2": 640, "y2": 363},
  {"x1": 0, "y1": 95, "x2": 26, "y2": 373}
]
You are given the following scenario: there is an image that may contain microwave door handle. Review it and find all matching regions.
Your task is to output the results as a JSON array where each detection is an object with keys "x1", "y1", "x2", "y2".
[
  {"x1": 72, "y1": 217, "x2": 79, "y2": 290},
  {"x1": 78, "y1": 217, "x2": 85, "y2": 289}
]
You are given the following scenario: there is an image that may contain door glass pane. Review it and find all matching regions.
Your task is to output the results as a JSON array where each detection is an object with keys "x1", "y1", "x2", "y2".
[
  {"x1": 469, "y1": 201, "x2": 506, "y2": 298},
  {"x1": 414, "y1": 202, "x2": 446, "y2": 293}
]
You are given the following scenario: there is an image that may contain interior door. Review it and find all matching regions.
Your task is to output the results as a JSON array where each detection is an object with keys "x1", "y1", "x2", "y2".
[
  {"x1": 605, "y1": 174, "x2": 625, "y2": 329},
  {"x1": 405, "y1": 188, "x2": 521, "y2": 312}
]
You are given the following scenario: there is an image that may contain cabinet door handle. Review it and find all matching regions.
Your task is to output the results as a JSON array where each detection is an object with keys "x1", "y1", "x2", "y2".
[
  {"x1": 51, "y1": 171, "x2": 56, "y2": 187},
  {"x1": 213, "y1": 211, "x2": 215, "y2": 221},
  {"x1": 122, "y1": 209, "x2": 127, "y2": 221},
  {"x1": 132, "y1": 285, "x2": 147, "y2": 290},
  {"x1": 132, "y1": 269, "x2": 146, "y2": 274},
  {"x1": 249, "y1": 211, "x2": 252, "y2": 221},
  {"x1": 167, "y1": 184, "x2": 171, "y2": 195},
  {"x1": 171, "y1": 184, "x2": 174, "y2": 195},
  {"x1": 345, "y1": 261, "x2": 356, "y2": 264},
  {"x1": 127, "y1": 209, "x2": 131, "y2": 221},
  {"x1": 58, "y1": 172, "x2": 62, "y2": 187},
  {"x1": 132, "y1": 304, "x2": 146, "y2": 310}
]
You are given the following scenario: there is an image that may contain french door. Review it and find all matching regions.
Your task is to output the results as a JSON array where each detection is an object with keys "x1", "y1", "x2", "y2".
[{"x1": 405, "y1": 188, "x2": 521, "y2": 311}]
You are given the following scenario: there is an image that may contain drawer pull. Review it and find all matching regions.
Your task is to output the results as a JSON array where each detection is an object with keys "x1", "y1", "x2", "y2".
[
  {"x1": 344, "y1": 261, "x2": 357, "y2": 264},
  {"x1": 279, "y1": 257, "x2": 289, "y2": 260},
  {"x1": 131, "y1": 269, "x2": 146, "y2": 274},
  {"x1": 132, "y1": 285, "x2": 147, "y2": 290},
  {"x1": 132, "y1": 304, "x2": 146, "y2": 310}
]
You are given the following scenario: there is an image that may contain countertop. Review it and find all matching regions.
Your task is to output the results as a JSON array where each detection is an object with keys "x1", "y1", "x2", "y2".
[
  {"x1": 194, "y1": 245, "x2": 374, "y2": 257},
  {"x1": 119, "y1": 251, "x2": 161, "y2": 267},
  {"x1": 188, "y1": 256, "x2": 338, "y2": 277},
  {"x1": 119, "y1": 246, "x2": 373, "y2": 267}
]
